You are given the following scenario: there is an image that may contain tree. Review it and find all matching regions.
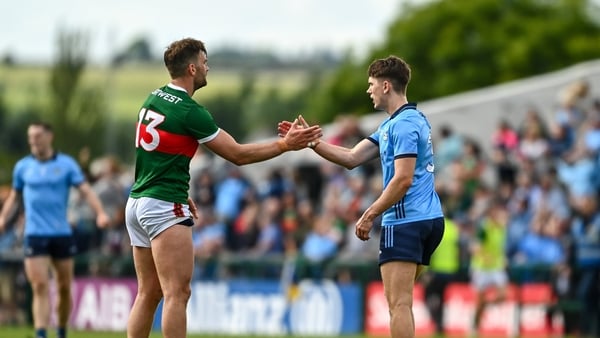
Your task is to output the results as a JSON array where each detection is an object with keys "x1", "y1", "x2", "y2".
[
  {"x1": 307, "y1": 0, "x2": 600, "y2": 120},
  {"x1": 48, "y1": 28, "x2": 107, "y2": 157},
  {"x1": 111, "y1": 37, "x2": 155, "y2": 66}
]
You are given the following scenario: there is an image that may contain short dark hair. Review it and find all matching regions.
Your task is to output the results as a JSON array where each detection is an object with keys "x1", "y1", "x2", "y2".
[
  {"x1": 164, "y1": 38, "x2": 207, "y2": 78},
  {"x1": 367, "y1": 55, "x2": 411, "y2": 94},
  {"x1": 29, "y1": 122, "x2": 53, "y2": 133}
]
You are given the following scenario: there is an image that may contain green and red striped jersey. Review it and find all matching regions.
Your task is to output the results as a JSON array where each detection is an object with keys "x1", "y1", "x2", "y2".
[{"x1": 129, "y1": 84, "x2": 219, "y2": 204}]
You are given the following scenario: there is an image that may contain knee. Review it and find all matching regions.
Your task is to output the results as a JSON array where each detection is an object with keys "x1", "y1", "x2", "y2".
[
  {"x1": 139, "y1": 285, "x2": 164, "y2": 304},
  {"x1": 388, "y1": 296, "x2": 413, "y2": 315},
  {"x1": 30, "y1": 280, "x2": 50, "y2": 295},
  {"x1": 56, "y1": 283, "x2": 71, "y2": 298},
  {"x1": 388, "y1": 303, "x2": 412, "y2": 321},
  {"x1": 163, "y1": 283, "x2": 191, "y2": 302}
]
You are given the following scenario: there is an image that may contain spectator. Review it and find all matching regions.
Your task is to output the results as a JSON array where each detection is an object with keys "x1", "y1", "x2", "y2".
[
  {"x1": 257, "y1": 167, "x2": 293, "y2": 199},
  {"x1": 214, "y1": 165, "x2": 251, "y2": 223},
  {"x1": 518, "y1": 121, "x2": 549, "y2": 162},
  {"x1": 528, "y1": 167, "x2": 570, "y2": 221},
  {"x1": 190, "y1": 168, "x2": 216, "y2": 209},
  {"x1": 556, "y1": 80, "x2": 590, "y2": 133},
  {"x1": 435, "y1": 124, "x2": 464, "y2": 190},
  {"x1": 453, "y1": 138, "x2": 487, "y2": 211},
  {"x1": 547, "y1": 120, "x2": 575, "y2": 158},
  {"x1": 490, "y1": 146, "x2": 518, "y2": 190},
  {"x1": 424, "y1": 216, "x2": 462, "y2": 334},
  {"x1": 192, "y1": 207, "x2": 226, "y2": 281},
  {"x1": 492, "y1": 119, "x2": 519, "y2": 153},
  {"x1": 518, "y1": 107, "x2": 549, "y2": 141},
  {"x1": 229, "y1": 187, "x2": 260, "y2": 251},
  {"x1": 91, "y1": 157, "x2": 128, "y2": 257},
  {"x1": 569, "y1": 194, "x2": 600, "y2": 337},
  {"x1": 299, "y1": 207, "x2": 343, "y2": 280},
  {"x1": 505, "y1": 191, "x2": 534, "y2": 264},
  {"x1": 469, "y1": 198, "x2": 509, "y2": 336},
  {"x1": 556, "y1": 150, "x2": 600, "y2": 202},
  {"x1": 249, "y1": 197, "x2": 284, "y2": 256}
]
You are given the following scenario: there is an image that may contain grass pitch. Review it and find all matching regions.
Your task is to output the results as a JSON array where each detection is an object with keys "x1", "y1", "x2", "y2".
[{"x1": 0, "y1": 326, "x2": 373, "y2": 338}]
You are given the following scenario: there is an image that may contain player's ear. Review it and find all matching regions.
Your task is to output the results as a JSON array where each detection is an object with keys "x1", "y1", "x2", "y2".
[
  {"x1": 383, "y1": 80, "x2": 391, "y2": 94},
  {"x1": 188, "y1": 63, "x2": 196, "y2": 75}
]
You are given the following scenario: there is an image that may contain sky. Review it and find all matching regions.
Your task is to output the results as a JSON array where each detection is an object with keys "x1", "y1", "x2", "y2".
[{"x1": 1, "y1": 0, "x2": 414, "y2": 65}]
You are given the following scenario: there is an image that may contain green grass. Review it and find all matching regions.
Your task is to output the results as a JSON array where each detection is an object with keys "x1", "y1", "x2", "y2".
[
  {"x1": 0, "y1": 326, "x2": 373, "y2": 338},
  {"x1": 0, "y1": 64, "x2": 309, "y2": 122}
]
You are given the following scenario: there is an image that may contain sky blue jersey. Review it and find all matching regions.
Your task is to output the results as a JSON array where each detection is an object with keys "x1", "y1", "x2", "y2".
[
  {"x1": 367, "y1": 103, "x2": 443, "y2": 226},
  {"x1": 12, "y1": 153, "x2": 85, "y2": 236}
]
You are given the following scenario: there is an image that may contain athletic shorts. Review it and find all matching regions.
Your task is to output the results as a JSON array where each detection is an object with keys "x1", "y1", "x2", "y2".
[
  {"x1": 471, "y1": 269, "x2": 509, "y2": 291},
  {"x1": 379, "y1": 217, "x2": 445, "y2": 266},
  {"x1": 24, "y1": 235, "x2": 77, "y2": 259},
  {"x1": 125, "y1": 197, "x2": 194, "y2": 248}
]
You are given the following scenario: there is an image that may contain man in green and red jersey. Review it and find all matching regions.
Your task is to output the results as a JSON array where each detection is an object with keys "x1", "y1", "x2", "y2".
[{"x1": 124, "y1": 38, "x2": 322, "y2": 338}]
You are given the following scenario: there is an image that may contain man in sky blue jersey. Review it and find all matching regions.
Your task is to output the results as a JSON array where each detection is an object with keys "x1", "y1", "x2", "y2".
[
  {"x1": 0, "y1": 122, "x2": 110, "y2": 338},
  {"x1": 279, "y1": 55, "x2": 444, "y2": 338}
]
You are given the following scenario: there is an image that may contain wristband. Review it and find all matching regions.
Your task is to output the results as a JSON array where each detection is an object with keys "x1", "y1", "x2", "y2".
[
  {"x1": 277, "y1": 139, "x2": 289, "y2": 152},
  {"x1": 308, "y1": 140, "x2": 320, "y2": 149}
]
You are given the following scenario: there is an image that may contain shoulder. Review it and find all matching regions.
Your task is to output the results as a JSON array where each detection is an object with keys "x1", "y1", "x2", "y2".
[
  {"x1": 56, "y1": 153, "x2": 83, "y2": 169},
  {"x1": 15, "y1": 155, "x2": 33, "y2": 167},
  {"x1": 15, "y1": 154, "x2": 41, "y2": 169},
  {"x1": 56, "y1": 153, "x2": 78, "y2": 163},
  {"x1": 389, "y1": 111, "x2": 420, "y2": 132}
]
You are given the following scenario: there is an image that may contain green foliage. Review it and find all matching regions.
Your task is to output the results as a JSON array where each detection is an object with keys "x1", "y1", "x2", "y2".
[
  {"x1": 309, "y1": 0, "x2": 600, "y2": 120},
  {"x1": 203, "y1": 70, "x2": 323, "y2": 141},
  {"x1": 111, "y1": 36, "x2": 156, "y2": 66},
  {"x1": 47, "y1": 29, "x2": 108, "y2": 158},
  {"x1": 0, "y1": 109, "x2": 41, "y2": 184},
  {"x1": 304, "y1": 56, "x2": 371, "y2": 123},
  {"x1": 202, "y1": 72, "x2": 257, "y2": 141},
  {"x1": 381, "y1": 0, "x2": 600, "y2": 100}
]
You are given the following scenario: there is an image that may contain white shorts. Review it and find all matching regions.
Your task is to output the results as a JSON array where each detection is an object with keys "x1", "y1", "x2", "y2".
[
  {"x1": 471, "y1": 269, "x2": 509, "y2": 291},
  {"x1": 125, "y1": 197, "x2": 193, "y2": 247}
]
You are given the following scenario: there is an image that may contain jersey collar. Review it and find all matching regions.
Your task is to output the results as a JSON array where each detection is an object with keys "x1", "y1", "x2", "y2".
[
  {"x1": 389, "y1": 102, "x2": 417, "y2": 120},
  {"x1": 31, "y1": 151, "x2": 58, "y2": 162},
  {"x1": 167, "y1": 83, "x2": 187, "y2": 93}
]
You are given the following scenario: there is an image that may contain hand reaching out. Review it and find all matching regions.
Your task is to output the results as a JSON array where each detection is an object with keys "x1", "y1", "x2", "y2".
[
  {"x1": 278, "y1": 115, "x2": 321, "y2": 148},
  {"x1": 279, "y1": 117, "x2": 322, "y2": 150}
]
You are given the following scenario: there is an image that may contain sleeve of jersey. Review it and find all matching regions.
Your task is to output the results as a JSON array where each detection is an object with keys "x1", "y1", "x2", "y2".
[
  {"x1": 12, "y1": 160, "x2": 25, "y2": 191},
  {"x1": 67, "y1": 156, "x2": 86, "y2": 186},
  {"x1": 390, "y1": 117, "x2": 418, "y2": 159},
  {"x1": 186, "y1": 105, "x2": 220, "y2": 143},
  {"x1": 368, "y1": 130, "x2": 380, "y2": 146}
]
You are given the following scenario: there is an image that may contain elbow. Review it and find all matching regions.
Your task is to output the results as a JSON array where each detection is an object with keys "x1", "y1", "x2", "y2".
[
  {"x1": 396, "y1": 177, "x2": 413, "y2": 190},
  {"x1": 342, "y1": 158, "x2": 363, "y2": 171},
  {"x1": 230, "y1": 154, "x2": 258, "y2": 166},
  {"x1": 228, "y1": 158, "x2": 250, "y2": 166},
  {"x1": 222, "y1": 151, "x2": 251, "y2": 166}
]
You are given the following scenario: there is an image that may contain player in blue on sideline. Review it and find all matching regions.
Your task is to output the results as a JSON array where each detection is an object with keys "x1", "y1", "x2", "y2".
[{"x1": 0, "y1": 122, "x2": 110, "y2": 338}]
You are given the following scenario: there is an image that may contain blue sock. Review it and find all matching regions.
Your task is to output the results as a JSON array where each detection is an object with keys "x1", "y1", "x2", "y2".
[
  {"x1": 57, "y1": 327, "x2": 67, "y2": 338},
  {"x1": 34, "y1": 328, "x2": 46, "y2": 338}
]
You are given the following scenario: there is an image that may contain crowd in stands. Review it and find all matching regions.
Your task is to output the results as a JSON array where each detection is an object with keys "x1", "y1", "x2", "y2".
[{"x1": 0, "y1": 80, "x2": 598, "y2": 335}]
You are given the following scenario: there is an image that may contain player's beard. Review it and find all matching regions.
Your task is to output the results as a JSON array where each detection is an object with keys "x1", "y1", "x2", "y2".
[{"x1": 194, "y1": 75, "x2": 207, "y2": 90}]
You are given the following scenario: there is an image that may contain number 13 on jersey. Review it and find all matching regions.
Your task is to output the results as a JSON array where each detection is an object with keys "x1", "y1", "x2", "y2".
[{"x1": 135, "y1": 108, "x2": 165, "y2": 151}]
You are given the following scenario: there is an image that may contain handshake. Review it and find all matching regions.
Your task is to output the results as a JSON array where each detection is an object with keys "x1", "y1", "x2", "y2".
[{"x1": 277, "y1": 115, "x2": 322, "y2": 150}]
